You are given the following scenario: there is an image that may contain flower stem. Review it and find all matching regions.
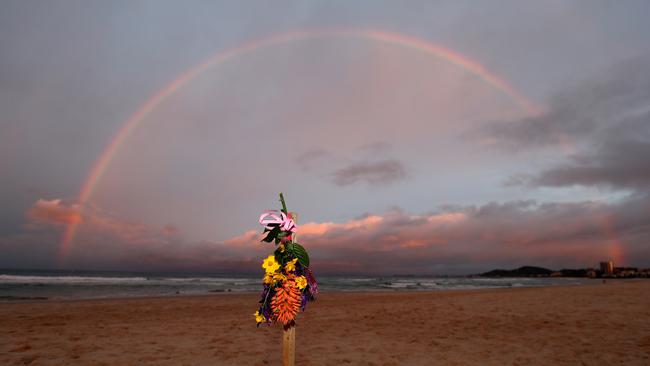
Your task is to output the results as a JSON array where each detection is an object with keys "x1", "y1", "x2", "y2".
[
  {"x1": 262, "y1": 285, "x2": 272, "y2": 309},
  {"x1": 279, "y1": 192, "x2": 288, "y2": 213}
]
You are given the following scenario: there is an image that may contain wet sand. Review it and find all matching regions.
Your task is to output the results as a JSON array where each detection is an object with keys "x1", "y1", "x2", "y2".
[{"x1": 2, "y1": 280, "x2": 649, "y2": 365}]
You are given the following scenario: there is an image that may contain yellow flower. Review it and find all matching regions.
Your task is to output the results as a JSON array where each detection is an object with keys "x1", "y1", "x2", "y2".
[
  {"x1": 295, "y1": 276, "x2": 307, "y2": 290},
  {"x1": 262, "y1": 255, "x2": 280, "y2": 274},
  {"x1": 263, "y1": 273, "x2": 273, "y2": 284},
  {"x1": 273, "y1": 272, "x2": 287, "y2": 283},
  {"x1": 254, "y1": 311, "x2": 265, "y2": 323},
  {"x1": 285, "y1": 258, "x2": 298, "y2": 272}
]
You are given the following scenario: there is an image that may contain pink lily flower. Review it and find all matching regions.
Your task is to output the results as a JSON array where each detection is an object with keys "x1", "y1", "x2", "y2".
[{"x1": 259, "y1": 210, "x2": 298, "y2": 233}]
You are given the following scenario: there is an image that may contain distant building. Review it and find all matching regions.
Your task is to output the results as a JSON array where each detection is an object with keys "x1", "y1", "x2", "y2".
[
  {"x1": 615, "y1": 267, "x2": 639, "y2": 278},
  {"x1": 586, "y1": 270, "x2": 597, "y2": 278},
  {"x1": 600, "y1": 261, "x2": 614, "y2": 275}
]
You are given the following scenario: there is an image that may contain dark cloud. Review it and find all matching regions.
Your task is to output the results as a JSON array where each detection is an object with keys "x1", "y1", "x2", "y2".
[
  {"x1": 295, "y1": 148, "x2": 329, "y2": 170},
  {"x1": 477, "y1": 102, "x2": 597, "y2": 150},
  {"x1": 478, "y1": 55, "x2": 650, "y2": 150},
  {"x1": 331, "y1": 160, "x2": 407, "y2": 186},
  {"x1": 476, "y1": 56, "x2": 650, "y2": 191},
  {"x1": 532, "y1": 139, "x2": 650, "y2": 189},
  {"x1": 512, "y1": 109, "x2": 650, "y2": 190}
]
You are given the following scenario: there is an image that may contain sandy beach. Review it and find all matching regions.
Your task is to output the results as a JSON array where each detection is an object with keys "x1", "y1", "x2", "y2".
[{"x1": 2, "y1": 281, "x2": 649, "y2": 365}]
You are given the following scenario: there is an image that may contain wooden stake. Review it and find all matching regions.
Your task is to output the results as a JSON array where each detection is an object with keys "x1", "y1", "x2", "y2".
[
  {"x1": 284, "y1": 210, "x2": 297, "y2": 366},
  {"x1": 282, "y1": 323, "x2": 295, "y2": 366}
]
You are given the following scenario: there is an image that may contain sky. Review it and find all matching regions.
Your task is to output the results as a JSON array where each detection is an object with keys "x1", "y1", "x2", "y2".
[{"x1": 1, "y1": 1, "x2": 650, "y2": 275}]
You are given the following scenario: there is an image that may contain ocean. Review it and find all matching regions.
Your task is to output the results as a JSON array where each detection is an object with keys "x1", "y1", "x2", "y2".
[{"x1": 0, "y1": 269, "x2": 588, "y2": 301}]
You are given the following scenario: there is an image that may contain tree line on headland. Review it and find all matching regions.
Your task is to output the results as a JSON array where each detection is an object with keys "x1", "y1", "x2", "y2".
[{"x1": 480, "y1": 266, "x2": 650, "y2": 278}]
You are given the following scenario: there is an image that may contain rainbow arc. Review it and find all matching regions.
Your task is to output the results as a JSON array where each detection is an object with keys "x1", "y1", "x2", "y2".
[{"x1": 60, "y1": 28, "x2": 540, "y2": 259}]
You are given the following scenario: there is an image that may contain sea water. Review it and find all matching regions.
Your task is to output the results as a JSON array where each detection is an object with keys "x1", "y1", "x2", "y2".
[{"x1": 0, "y1": 269, "x2": 588, "y2": 301}]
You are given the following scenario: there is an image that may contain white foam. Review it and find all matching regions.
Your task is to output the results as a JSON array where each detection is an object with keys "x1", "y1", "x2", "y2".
[{"x1": 0, "y1": 274, "x2": 148, "y2": 285}]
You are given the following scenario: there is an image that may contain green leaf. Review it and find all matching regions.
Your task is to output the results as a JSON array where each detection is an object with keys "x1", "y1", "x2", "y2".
[
  {"x1": 261, "y1": 226, "x2": 280, "y2": 243},
  {"x1": 274, "y1": 247, "x2": 287, "y2": 263},
  {"x1": 285, "y1": 242, "x2": 310, "y2": 267}
]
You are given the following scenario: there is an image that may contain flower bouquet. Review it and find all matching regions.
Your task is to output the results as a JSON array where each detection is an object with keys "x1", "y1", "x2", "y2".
[{"x1": 254, "y1": 193, "x2": 317, "y2": 329}]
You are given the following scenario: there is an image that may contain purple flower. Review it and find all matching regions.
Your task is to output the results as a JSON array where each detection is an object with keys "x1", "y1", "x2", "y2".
[
  {"x1": 259, "y1": 285, "x2": 270, "y2": 303},
  {"x1": 300, "y1": 293, "x2": 308, "y2": 311},
  {"x1": 304, "y1": 267, "x2": 318, "y2": 298},
  {"x1": 262, "y1": 306, "x2": 272, "y2": 321}
]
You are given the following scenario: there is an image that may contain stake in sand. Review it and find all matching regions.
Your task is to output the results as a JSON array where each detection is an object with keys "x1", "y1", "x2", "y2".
[{"x1": 255, "y1": 193, "x2": 318, "y2": 366}]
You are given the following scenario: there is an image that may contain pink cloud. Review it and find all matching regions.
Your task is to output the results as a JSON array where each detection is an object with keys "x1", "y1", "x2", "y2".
[
  {"x1": 15, "y1": 197, "x2": 650, "y2": 274},
  {"x1": 221, "y1": 201, "x2": 647, "y2": 274},
  {"x1": 26, "y1": 199, "x2": 82, "y2": 227}
]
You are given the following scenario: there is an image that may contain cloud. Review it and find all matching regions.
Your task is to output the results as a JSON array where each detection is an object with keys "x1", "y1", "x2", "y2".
[
  {"x1": 295, "y1": 148, "x2": 329, "y2": 170},
  {"x1": 25, "y1": 198, "x2": 179, "y2": 246},
  {"x1": 163, "y1": 224, "x2": 180, "y2": 236},
  {"x1": 477, "y1": 55, "x2": 650, "y2": 150},
  {"x1": 8, "y1": 195, "x2": 650, "y2": 274},
  {"x1": 26, "y1": 199, "x2": 82, "y2": 227},
  {"x1": 224, "y1": 196, "x2": 650, "y2": 274},
  {"x1": 474, "y1": 55, "x2": 650, "y2": 192},
  {"x1": 512, "y1": 109, "x2": 650, "y2": 191},
  {"x1": 15, "y1": 198, "x2": 271, "y2": 272},
  {"x1": 531, "y1": 139, "x2": 650, "y2": 189},
  {"x1": 331, "y1": 159, "x2": 407, "y2": 186}
]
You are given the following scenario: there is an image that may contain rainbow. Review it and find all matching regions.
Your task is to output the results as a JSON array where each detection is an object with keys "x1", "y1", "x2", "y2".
[
  {"x1": 600, "y1": 212, "x2": 627, "y2": 266},
  {"x1": 59, "y1": 28, "x2": 540, "y2": 259}
]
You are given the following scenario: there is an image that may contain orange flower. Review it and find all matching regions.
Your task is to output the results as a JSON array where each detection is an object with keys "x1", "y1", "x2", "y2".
[{"x1": 271, "y1": 280, "x2": 301, "y2": 325}]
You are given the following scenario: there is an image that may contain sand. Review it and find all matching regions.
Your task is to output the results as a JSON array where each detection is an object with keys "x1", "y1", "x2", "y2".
[{"x1": 1, "y1": 280, "x2": 649, "y2": 365}]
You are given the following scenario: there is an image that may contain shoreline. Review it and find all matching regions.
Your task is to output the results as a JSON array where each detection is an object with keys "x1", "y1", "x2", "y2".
[
  {"x1": 0, "y1": 277, "x2": 618, "y2": 304},
  {"x1": 0, "y1": 277, "x2": 624, "y2": 305}
]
